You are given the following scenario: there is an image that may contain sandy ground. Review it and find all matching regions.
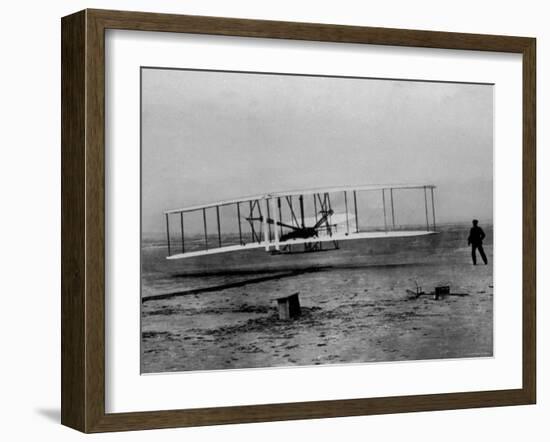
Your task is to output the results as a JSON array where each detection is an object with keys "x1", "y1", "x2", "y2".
[{"x1": 141, "y1": 224, "x2": 493, "y2": 373}]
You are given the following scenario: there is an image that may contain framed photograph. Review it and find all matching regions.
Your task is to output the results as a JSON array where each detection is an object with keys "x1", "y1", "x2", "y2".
[{"x1": 61, "y1": 9, "x2": 536, "y2": 432}]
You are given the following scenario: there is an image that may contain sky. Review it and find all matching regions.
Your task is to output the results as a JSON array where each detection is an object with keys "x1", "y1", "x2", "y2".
[{"x1": 141, "y1": 68, "x2": 493, "y2": 234}]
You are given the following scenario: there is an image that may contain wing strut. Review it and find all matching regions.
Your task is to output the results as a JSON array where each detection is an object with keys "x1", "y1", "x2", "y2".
[
  {"x1": 277, "y1": 198, "x2": 283, "y2": 237},
  {"x1": 390, "y1": 188, "x2": 396, "y2": 229},
  {"x1": 313, "y1": 194, "x2": 318, "y2": 223},
  {"x1": 299, "y1": 195, "x2": 305, "y2": 228},
  {"x1": 431, "y1": 187, "x2": 437, "y2": 231},
  {"x1": 180, "y1": 212, "x2": 185, "y2": 253},
  {"x1": 353, "y1": 190, "x2": 359, "y2": 233},
  {"x1": 165, "y1": 213, "x2": 171, "y2": 256},
  {"x1": 237, "y1": 202, "x2": 243, "y2": 245},
  {"x1": 216, "y1": 205, "x2": 222, "y2": 248},
  {"x1": 382, "y1": 189, "x2": 388, "y2": 232},
  {"x1": 270, "y1": 198, "x2": 280, "y2": 250},
  {"x1": 262, "y1": 198, "x2": 269, "y2": 250},
  {"x1": 202, "y1": 208, "x2": 208, "y2": 250},
  {"x1": 344, "y1": 191, "x2": 350, "y2": 235},
  {"x1": 423, "y1": 186, "x2": 430, "y2": 231}
]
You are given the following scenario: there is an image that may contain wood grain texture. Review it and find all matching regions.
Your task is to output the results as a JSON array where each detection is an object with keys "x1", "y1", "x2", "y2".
[
  {"x1": 522, "y1": 38, "x2": 536, "y2": 403},
  {"x1": 61, "y1": 10, "x2": 86, "y2": 431},
  {"x1": 85, "y1": 9, "x2": 108, "y2": 432},
  {"x1": 60, "y1": 8, "x2": 537, "y2": 433},
  {"x1": 89, "y1": 8, "x2": 533, "y2": 52}
]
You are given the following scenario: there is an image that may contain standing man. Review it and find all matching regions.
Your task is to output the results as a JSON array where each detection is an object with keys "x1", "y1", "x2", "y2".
[{"x1": 468, "y1": 219, "x2": 488, "y2": 265}]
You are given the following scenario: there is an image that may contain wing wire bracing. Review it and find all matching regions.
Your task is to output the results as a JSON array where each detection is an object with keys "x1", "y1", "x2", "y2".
[{"x1": 163, "y1": 184, "x2": 437, "y2": 260}]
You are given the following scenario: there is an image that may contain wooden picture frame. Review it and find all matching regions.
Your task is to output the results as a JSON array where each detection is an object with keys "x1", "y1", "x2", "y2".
[{"x1": 61, "y1": 9, "x2": 536, "y2": 433}]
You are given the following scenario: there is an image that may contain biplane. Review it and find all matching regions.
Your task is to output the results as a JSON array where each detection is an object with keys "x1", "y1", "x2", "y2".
[{"x1": 163, "y1": 184, "x2": 437, "y2": 260}]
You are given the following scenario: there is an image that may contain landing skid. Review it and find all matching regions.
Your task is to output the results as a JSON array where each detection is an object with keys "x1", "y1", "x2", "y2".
[{"x1": 270, "y1": 240, "x2": 340, "y2": 255}]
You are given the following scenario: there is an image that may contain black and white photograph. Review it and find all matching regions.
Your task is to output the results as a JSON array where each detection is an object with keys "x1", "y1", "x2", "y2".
[
  {"x1": 140, "y1": 67, "x2": 493, "y2": 374},
  {"x1": 3, "y1": 0, "x2": 544, "y2": 438}
]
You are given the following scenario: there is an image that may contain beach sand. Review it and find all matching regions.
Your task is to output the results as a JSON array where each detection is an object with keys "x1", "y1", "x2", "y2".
[{"x1": 141, "y1": 224, "x2": 493, "y2": 373}]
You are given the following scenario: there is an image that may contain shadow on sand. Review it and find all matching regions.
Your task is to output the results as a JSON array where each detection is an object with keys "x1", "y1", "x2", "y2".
[
  {"x1": 142, "y1": 262, "x2": 431, "y2": 303},
  {"x1": 142, "y1": 267, "x2": 325, "y2": 303}
]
